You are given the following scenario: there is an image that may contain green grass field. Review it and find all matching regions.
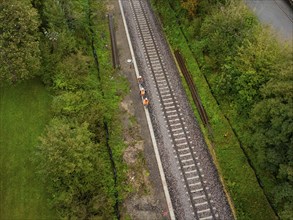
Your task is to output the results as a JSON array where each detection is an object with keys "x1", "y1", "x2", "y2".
[{"x1": 0, "y1": 79, "x2": 56, "y2": 219}]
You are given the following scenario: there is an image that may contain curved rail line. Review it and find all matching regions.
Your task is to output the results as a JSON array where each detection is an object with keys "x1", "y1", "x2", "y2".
[{"x1": 128, "y1": 0, "x2": 219, "y2": 219}]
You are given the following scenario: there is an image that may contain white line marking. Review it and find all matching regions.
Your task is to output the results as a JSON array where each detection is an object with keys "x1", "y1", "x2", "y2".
[
  {"x1": 174, "y1": 132, "x2": 184, "y2": 136},
  {"x1": 193, "y1": 195, "x2": 205, "y2": 200},
  {"x1": 189, "y1": 182, "x2": 201, "y2": 187},
  {"x1": 195, "y1": 201, "x2": 208, "y2": 207},
  {"x1": 179, "y1": 153, "x2": 191, "y2": 157},
  {"x1": 170, "y1": 123, "x2": 181, "y2": 127},
  {"x1": 187, "y1": 176, "x2": 199, "y2": 180},
  {"x1": 172, "y1": 127, "x2": 182, "y2": 132},
  {"x1": 175, "y1": 137, "x2": 186, "y2": 141},
  {"x1": 185, "y1": 169, "x2": 196, "y2": 174},
  {"x1": 199, "y1": 216, "x2": 213, "y2": 220},
  {"x1": 197, "y1": 208, "x2": 211, "y2": 214},
  {"x1": 183, "y1": 164, "x2": 196, "y2": 169},
  {"x1": 182, "y1": 158, "x2": 193, "y2": 163},
  {"x1": 177, "y1": 142, "x2": 187, "y2": 146},
  {"x1": 177, "y1": 148, "x2": 188, "y2": 152},
  {"x1": 193, "y1": 188, "x2": 204, "y2": 193}
]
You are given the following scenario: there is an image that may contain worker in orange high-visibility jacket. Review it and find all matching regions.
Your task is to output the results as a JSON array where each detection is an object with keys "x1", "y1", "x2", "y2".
[
  {"x1": 140, "y1": 87, "x2": 145, "y2": 96},
  {"x1": 143, "y1": 98, "x2": 149, "y2": 106}
]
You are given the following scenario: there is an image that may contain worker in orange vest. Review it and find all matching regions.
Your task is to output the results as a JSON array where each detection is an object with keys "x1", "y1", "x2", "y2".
[
  {"x1": 140, "y1": 87, "x2": 145, "y2": 96},
  {"x1": 143, "y1": 98, "x2": 149, "y2": 106}
]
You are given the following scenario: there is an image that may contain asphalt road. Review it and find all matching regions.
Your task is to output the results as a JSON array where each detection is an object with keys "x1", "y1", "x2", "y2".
[{"x1": 245, "y1": 0, "x2": 293, "y2": 41}]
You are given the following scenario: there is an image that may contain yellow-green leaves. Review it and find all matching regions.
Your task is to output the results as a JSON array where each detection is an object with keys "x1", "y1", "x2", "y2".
[{"x1": 0, "y1": 0, "x2": 40, "y2": 83}]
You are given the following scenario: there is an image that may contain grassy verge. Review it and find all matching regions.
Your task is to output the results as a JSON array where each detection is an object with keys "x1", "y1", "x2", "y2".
[
  {"x1": 150, "y1": 1, "x2": 277, "y2": 219},
  {"x1": 0, "y1": 79, "x2": 56, "y2": 219}
]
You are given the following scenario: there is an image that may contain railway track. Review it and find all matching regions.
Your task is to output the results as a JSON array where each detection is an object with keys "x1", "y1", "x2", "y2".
[
  {"x1": 174, "y1": 50, "x2": 209, "y2": 128},
  {"x1": 128, "y1": 0, "x2": 219, "y2": 219},
  {"x1": 108, "y1": 14, "x2": 120, "y2": 69}
]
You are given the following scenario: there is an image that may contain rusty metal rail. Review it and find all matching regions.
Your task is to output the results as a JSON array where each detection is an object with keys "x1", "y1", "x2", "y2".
[
  {"x1": 108, "y1": 14, "x2": 120, "y2": 69},
  {"x1": 174, "y1": 50, "x2": 209, "y2": 127}
]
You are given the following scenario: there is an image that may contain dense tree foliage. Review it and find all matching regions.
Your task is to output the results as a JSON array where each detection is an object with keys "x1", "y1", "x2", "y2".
[
  {"x1": 37, "y1": 119, "x2": 114, "y2": 219},
  {"x1": 200, "y1": 2, "x2": 293, "y2": 218},
  {"x1": 200, "y1": 3, "x2": 257, "y2": 69},
  {"x1": 249, "y1": 60, "x2": 293, "y2": 219},
  {"x1": 180, "y1": 0, "x2": 199, "y2": 17},
  {"x1": 217, "y1": 28, "x2": 282, "y2": 113},
  {"x1": 1, "y1": 0, "x2": 126, "y2": 218},
  {"x1": 32, "y1": 0, "x2": 123, "y2": 218},
  {"x1": 0, "y1": 0, "x2": 40, "y2": 83},
  {"x1": 153, "y1": 0, "x2": 292, "y2": 218}
]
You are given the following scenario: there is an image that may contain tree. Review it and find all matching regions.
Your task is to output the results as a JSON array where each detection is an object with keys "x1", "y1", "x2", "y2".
[
  {"x1": 249, "y1": 57, "x2": 293, "y2": 218},
  {"x1": 37, "y1": 118, "x2": 115, "y2": 219},
  {"x1": 51, "y1": 89, "x2": 105, "y2": 134},
  {"x1": 180, "y1": 0, "x2": 199, "y2": 17},
  {"x1": 0, "y1": 0, "x2": 40, "y2": 83},
  {"x1": 218, "y1": 27, "x2": 281, "y2": 113},
  {"x1": 200, "y1": 2, "x2": 257, "y2": 67}
]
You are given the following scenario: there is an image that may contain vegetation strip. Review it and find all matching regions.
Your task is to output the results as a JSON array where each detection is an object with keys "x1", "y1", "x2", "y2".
[
  {"x1": 88, "y1": 4, "x2": 121, "y2": 220},
  {"x1": 89, "y1": 13, "x2": 120, "y2": 218},
  {"x1": 104, "y1": 121, "x2": 120, "y2": 219}
]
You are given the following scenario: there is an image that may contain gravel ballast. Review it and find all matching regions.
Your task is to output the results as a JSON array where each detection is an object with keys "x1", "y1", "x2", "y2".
[{"x1": 120, "y1": 0, "x2": 234, "y2": 219}]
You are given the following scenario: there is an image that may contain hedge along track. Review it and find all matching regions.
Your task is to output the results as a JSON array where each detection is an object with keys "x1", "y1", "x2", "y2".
[{"x1": 128, "y1": 0, "x2": 219, "y2": 219}]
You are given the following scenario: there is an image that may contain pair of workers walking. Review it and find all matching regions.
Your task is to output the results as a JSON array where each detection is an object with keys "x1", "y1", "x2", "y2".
[{"x1": 138, "y1": 75, "x2": 149, "y2": 107}]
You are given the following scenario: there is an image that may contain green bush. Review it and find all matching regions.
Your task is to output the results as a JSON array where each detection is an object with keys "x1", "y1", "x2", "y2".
[
  {"x1": 38, "y1": 118, "x2": 115, "y2": 219},
  {"x1": 0, "y1": 0, "x2": 40, "y2": 83},
  {"x1": 33, "y1": 0, "x2": 128, "y2": 218},
  {"x1": 151, "y1": 0, "x2": 283, "y2": 219}
]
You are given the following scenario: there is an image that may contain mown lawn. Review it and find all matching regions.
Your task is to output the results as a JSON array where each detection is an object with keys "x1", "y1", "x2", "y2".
[{"x1": 0, "y1": 79, "x2": 56, "y2": 219}]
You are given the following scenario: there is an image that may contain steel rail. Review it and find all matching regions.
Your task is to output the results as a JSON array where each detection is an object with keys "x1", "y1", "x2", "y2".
[
  {"x1": 174, "y1": 50, "x2": 209, "y2": 127},
  {"x1": 108, "y1": 14, "x2": 120, "y2": 69}
]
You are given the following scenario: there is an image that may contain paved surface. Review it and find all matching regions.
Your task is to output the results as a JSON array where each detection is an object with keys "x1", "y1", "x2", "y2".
[{"x1": 245, "y1": 0, "x2": 293, "y2": 41}]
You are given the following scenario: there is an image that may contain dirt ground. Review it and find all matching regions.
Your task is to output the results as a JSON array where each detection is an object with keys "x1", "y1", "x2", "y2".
[{"x1": 107, "y1": 0, "x2": 169, "y2": 219}]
